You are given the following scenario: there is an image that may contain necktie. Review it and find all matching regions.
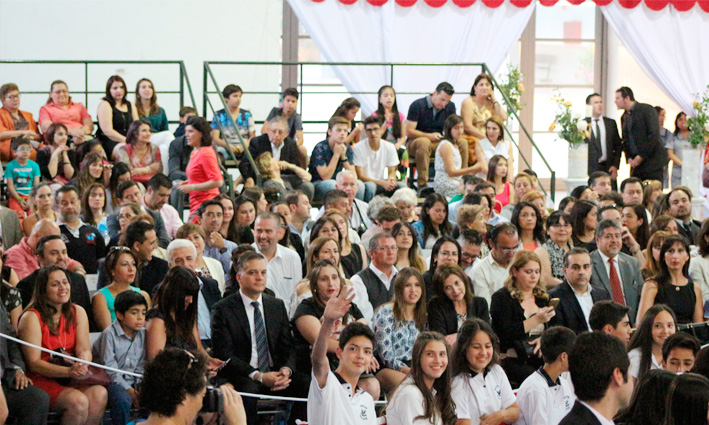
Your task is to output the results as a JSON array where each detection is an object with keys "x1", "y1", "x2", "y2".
[
  {"x1": 608, "y1": 259, "x2": 625, "y2": 306},
  {"x1": 594, "y1": 119, "x2": 601, "y2": 143},
  {"x1": 251, "y1": 301, "x2": 270, "y2": 372}
]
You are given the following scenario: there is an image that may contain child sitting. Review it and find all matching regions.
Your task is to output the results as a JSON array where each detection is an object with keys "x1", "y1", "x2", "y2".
[
  {"x1": 93, "y1": 290, "x2": 147, "y2": 425},
  {"x1": 5, "y1": 138, "x2": 40, "y2": 219}
]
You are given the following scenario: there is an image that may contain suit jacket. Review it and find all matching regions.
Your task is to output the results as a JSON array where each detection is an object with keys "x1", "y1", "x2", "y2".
[
  {"x1": 427, "y1": 295, "x2": 490, "y2": 336},
  {"x1": 559, "y1": 401, "x2": 603, "y2": 425},
  {"x1": 620, "y1": 101, "x2": 667, "y2": 175},
  {"x1": 585, "y1": 116, "x2": 622, "y2": 173},
  {"x1": 238, "y1": 134, "x2": 302, "y2": 183},
  {"x1": 106, "y1": 208, "x2": 170, "y2": 248},
  {"x1": 0, "y1": 303, "x2": 25, "y2": 388},
  {"x1": 167, "y1": 136, "x2": 192, "y2": 181},
  {"x1": 589, "y1": 250, "x2": 643, "y2": 324},
  {"x1": 0, "y1": 207, "x2": 21, "y2": 250},
  {"x1": 211, "y1": 292, "x2": 296, "y2": 381},
  {"x1": 677, "y1": 219, "x2": 701, "y2": 245},
  {"x1": 549, "y1": 281, "x2": 611, "y2": 334},
  {"x1": 199, "y1": 275, "x2": 221, "y2": 309}
]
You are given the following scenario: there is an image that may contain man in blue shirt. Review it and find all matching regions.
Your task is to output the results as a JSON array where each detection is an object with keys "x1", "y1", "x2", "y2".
[{"x1": 405, "y1": 82, "x2": 467, "y2": 190}]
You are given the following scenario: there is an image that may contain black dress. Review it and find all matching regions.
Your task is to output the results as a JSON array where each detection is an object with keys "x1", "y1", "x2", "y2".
[
  {"x1": 146, "y1": 309, "x2": 198, "y2": 351},
  {"x1": 96, "y1": 101, "x2": 134, "y2": 157},
  {"x1": 340, "y1": 244, "x2": 364, "y2": 279},
  {"x1": 654, "y1": 280, "x2": 697, "y2": 324}
]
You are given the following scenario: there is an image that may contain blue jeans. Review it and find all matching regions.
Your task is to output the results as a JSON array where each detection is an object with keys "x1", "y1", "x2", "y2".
[
  {"x1": 107, "y1": 383, "x2": 133, "y2": 425},
  {"x1": 313, "y1": 179, "x2": 366, "y2": 202}
]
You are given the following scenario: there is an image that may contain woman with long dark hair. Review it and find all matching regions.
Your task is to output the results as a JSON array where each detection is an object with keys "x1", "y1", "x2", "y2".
[
  {"x1": 622, "y1": 203, "x2": 650, "y2": 251},
  {"x1": 373, "y1": 268, "x2": 428, "y2": 393},
  {"x1": 106, "y1": 161, "x2": 132, "y2": 214},
  {"x1": 434, "y1": 114, "x2": 486, "y2": 199},
  {"x1": 18, "y1": 265, "x2": 107, "y2": 424},
  {"x1": 21, "y1": 182, "x2": 57, "y2": 237},
  {"x1": 636, "y1": 235, "x2": 702, "y2": 324},
  {"x1": 386, "y1": 332, "x2": 456, "y2": 425},
  {"x1": 114, "y1": 119, "x2": 162, "y2": 184},
  {"x1": 413, "y1": 193, "x2": 453, "y2": 249},
  {"x1": 70, "y1": 152, "x2": 110, "y2": 199},
  {"x1": 373, "y1": 85, "x2": 406, "y2": 150},
  {"x1": 392, "y1": 221, "x2": 427, "y2": 272},
  {"x1": 667, "y1": 112, "x2": 692, "y2": 189},
  {"x1": 96, "y1": 75, "x2": 138, "y2": 159},
  {"x1": 461, "y1": 74, "x2": 508, "y2": 166},
  {"x1": 511, "y1": 201, "x2": 545, "y2": 251},
  {"x1": 332, "y1": 97, "x2": 363, "y2": 144},
  {"x1": 628, "y1": 304, "x2": 677, "y2": 380},
  {"x1": 450, "y1": 318, "x2": 519, "y2": 425},
  {"x1": 421, "y1": 236, "x2": 461, "y2": 301},
  {"x1": 663, "y1": 373, "x2": 709, "y2": 425},
  {"x1": 80, "y1": 182, "x2": 109, "y2": 241},
  {"x1": 134, "y1": 78, "x2": 169, "y2": 134},
  {"x1": 487, "y1": 154, "x2": 510, "y2": 210},
  {"x1": 570, "y1": 200, "x2": 598, "y2": 251},
  {"x1": 35, "y1": 122, "x2": 76, "y2": 187}
]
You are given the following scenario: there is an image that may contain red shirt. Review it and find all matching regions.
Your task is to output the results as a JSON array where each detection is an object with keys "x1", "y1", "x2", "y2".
[
  {"x1": 38, "y1": 101, "x2": 92, "y2": 129},
  {"x1": 186, "y1": 146, "x2": 222, "y2": 216}
]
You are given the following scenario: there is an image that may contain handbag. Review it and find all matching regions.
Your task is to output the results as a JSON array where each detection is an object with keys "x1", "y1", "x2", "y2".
[
  {"x1": 50, "y1": 348, "x2": 111, "y2": 387},
  {"x1": 678, "y1": 322, "x2": 709, "y2": 345}
]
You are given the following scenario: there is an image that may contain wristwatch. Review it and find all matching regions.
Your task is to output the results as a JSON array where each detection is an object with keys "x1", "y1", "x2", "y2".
[{"x1": 219, "y1": 247, "x2": 228, "y2": 254}]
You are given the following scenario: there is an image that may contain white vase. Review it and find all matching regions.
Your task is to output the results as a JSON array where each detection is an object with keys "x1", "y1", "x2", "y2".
[
  {"x1": 567, "y1": 143, "x2": 589, "y2": 180},
  {"x1": 681, "y1": 145, "x2": 704, "y2": 219}
]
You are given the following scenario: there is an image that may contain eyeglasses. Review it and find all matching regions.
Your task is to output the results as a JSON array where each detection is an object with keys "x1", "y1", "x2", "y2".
[
  {"x1": 374, "y1": 246, "x2": 398, "y2": 252},
  {"x1": 110, "y1": 246, "x2": 131, "y2": 252},
  {"x1": 16, "y1": 147, "x2": 30, "y2": 152},
  {"x1": 181, "y1": 350, "x2": 199, "y2": 380},
  {"x1": 601, "y1": 233, "x2": 623, "y2": 240}
]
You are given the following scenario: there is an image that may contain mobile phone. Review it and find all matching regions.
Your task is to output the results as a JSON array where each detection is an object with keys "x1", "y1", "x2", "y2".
[
  {"x1": 213, "y1": 358, "x2": 231, "y2": 372},
  {"x1": 549, "y1": 298, "x2": 560, "y2": 308}
]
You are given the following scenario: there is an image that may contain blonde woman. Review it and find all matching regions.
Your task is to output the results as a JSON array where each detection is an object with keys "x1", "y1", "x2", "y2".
[{"x1": 255, "y1": 151, "x2": 311, "y2": 196}]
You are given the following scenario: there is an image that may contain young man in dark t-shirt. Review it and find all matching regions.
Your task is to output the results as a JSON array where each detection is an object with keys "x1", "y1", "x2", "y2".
[{"x1": 405, "y1": 82, "x2": 468, "y2": 189}]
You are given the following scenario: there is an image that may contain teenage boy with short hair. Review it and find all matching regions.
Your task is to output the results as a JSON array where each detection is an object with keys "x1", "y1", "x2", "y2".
[
  {"x1": 309, "y1": 116, "x2": 357, "y2": 201},
  {"x1": 516, "y1": 327, "x2": 577, "y2": 425},
  {"x1": 308, "y1": 287, "x2": 378, "y2": 425},
  {"x1": 5, "y1": 138, "x2": 40, "y2": 219},
  {"x1": 93, "y1": 290, "x2": 148, "y2": 425},
  {"x1": 589, "y1": 300, "x2": 633, "y2": 346},
  {"x1": 661, "y1": 332, "x2": 700, "y2": 375}
]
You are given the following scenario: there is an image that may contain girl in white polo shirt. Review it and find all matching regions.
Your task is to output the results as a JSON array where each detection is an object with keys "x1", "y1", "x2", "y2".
[
  {"x1": 450, "y1": 319, "x2": 520, "y2": 425},
  {"x1": 386, "y1": 331, "x2": 457, "y2": 425}
]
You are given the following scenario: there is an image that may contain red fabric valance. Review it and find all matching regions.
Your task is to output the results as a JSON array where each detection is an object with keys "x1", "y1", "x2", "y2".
[{"x1": 315, "y1": 0, "x2": 709, "y2": 11}]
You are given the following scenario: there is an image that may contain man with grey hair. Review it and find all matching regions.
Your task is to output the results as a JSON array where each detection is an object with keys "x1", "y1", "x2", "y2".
[
  {"x1": 239, "y1": 116, "x2": 315, "y2": 200},
  {"x1": 590, "y1": 219, "x2": 642, "y2": 324},
  {"x1": 252, "y1": 212, "x2": 302, "y2": 314},
  {"x1": 350, "y1": 233, "x2": 398, "y2": 322},
  {"x1": 336, "y1": 170, "x2": 371, "y2": 232},
  {"x1": 361, "y1": 204, "x2": 401, "y2": 249},
  {"x1": 165, "y1": 238, "x2": 221, "y2": 347}
]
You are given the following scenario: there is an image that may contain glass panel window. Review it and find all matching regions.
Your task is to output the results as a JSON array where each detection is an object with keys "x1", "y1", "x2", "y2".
[
  {"x1": 535, "y1": 41, "x2": 594, "y2": 85},
  {"x1": 536, "y1": 3, "x2": 597, "y2": 40}
]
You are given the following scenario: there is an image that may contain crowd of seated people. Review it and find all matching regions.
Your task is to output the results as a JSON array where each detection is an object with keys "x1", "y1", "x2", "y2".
[{"x1": 2, "y1": 72, "x2": 709, "y2": 425}]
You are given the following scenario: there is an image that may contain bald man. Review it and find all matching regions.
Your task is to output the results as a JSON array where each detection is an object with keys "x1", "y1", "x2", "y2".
[{"x1": 5, "y1": 218, "x2": 85, "y2": 280}]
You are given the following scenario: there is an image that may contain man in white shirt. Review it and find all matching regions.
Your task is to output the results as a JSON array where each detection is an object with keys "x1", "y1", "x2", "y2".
[
  {"x1": 308, "y1": 287, "x2": 378, "y2": 425},
  {"x1": 516, "y1": 327, "x2": 576, "y2": 425},
  {"x1": 352, "y1": 116, "x2": 401, "y2": 202},
  {"x1": 560, "y1": 332, "x2": 633, "y2": 425},
  {"x1": 471, "y1": 223, "x2": 519, "y2": 304},
  {"x1": 549, "y1": 248, "x2": 610, "y2": 334},
  {"x1": 588, "y1": 171, "x2": 612, "y2": 198},
  {"x1": 350, "y1": 233, "x2": 398, "y2": 322},
  {"x1": 457, "y1": 228, "x2": 483, "y2": 280},
  {"x1": 336, "y1": 170, "x2": 371, "y2": 234},
  {"x1": 144, "y1": 173, "x2": 183, "y2": 239},
  {"x1": 252, "y1": 212, "x2": 302, "y2": 314}
]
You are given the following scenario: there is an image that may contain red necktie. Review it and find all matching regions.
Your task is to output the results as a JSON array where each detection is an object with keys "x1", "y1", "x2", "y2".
[{"x1": 609, "y1": 258, "x2": 625, "y2": 306}]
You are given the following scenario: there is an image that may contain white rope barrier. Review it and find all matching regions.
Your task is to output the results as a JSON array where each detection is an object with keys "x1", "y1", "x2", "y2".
[{"x1": 0, "y1": 332, "x2": 387, "y2": 405}]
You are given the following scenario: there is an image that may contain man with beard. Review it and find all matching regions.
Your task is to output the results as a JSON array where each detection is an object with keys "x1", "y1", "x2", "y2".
[
  {"x1": 199, "y1": 199, "x2": 237, "y2": 275},
  {"x1": 665, "y1": 186, "x2": 701, "y2": 244}
]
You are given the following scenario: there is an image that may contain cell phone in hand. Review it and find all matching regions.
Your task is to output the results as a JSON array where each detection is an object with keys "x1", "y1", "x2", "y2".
[{"x1": 549, "y1": 298, "x2": 560, "y2": 308}]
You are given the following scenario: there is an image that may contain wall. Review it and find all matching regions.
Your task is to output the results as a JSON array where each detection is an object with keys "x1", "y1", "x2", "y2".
[{"x1": 0, "y1": 0, "x2": 283, "y2": 125}]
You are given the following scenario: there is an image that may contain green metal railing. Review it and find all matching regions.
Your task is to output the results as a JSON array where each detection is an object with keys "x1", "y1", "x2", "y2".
[
  {"x1": 0, "y1": 60, "x2": 197, "y2": 123},
  {"x1": 203, "y1": 61, "x2": 555, "y2": 201}
]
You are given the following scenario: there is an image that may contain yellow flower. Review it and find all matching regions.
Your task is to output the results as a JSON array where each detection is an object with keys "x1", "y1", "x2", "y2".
[
  {"x1": 549, "y1": 122, "x2": 556, "y2": 131},
  {"x1": 564, "y1": 100, "x2": 573, "y2": 108},
  {"x1": 518, "y1": 82, "x2": 525, "y2": 92},
  {"x1": 693, "y1": 101, "x2": 701, "y2": 110}
]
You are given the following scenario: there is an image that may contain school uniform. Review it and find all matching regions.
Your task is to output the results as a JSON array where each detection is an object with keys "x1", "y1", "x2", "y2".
[
  {"x1": 515, "y1": 368, "x2": 575, "y2": 425},
  {"x1": 307, "y1": 370, "x2": 377, "y2": 425},
  {"x1": 451, "y1": 364, "x2": 516, "y2": 425}
]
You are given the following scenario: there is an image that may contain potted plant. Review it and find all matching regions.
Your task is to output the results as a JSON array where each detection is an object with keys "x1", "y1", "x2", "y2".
[{"x1": 550, "y1": 89, "x2": 589, "y2": 180}]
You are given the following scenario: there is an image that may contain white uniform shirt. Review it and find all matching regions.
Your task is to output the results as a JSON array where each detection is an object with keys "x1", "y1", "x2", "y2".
[
  {"x1": 307, "y1": 370, "x2": 377, "y2": 425},
  {"x1": 451, "y1": 364, "x2": 516, "y2": 425},
  {"x1": 628, "y1": 347, "x2": 662, "y2": 378},
  {"x1": 471, "y1": 255, "x2": 511, "y2": 305},
  {"x1": 386, "y1": 377, "x2": 442, "y2": 425},
  {"x1": 252, "y1": 243, "x2": 303, "y2": 315},
  {"x1": 352, "y1": 138, "x2": 399, "y2": 180},
  {"x1": 515, "y1": 368, "x2": 575, "y2": 425}
]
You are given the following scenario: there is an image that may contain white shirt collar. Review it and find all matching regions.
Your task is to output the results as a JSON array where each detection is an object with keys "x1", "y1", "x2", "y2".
[
  {"x1": 238, "y1": 289, "x2": 263, "y2": 308},
  {"x1": 370, "y1": 262, "x2": 397, "y2": 282},
  {"x1": 598, "y1": 249, "x2": 617, "y2": 264},
  {"x1": 578, "y1": 401, "x2": 616, "y2": 425}
]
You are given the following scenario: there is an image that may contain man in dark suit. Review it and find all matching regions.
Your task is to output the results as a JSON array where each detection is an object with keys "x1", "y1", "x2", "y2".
[
  {"x1": 239, "y1": 116, "x2": 314, "y2": 201},
  {"x1": 550, "y1": 248, "x2": 610, "y2": 334},
  {"x1": 211, "y1": 251, "x2": 308, "y2": 425},
  {"x1": 106, "y1": 181, "x2": 170, "y2": 248},
  {"x1": 665, "y1": 186, "x2": 701, "y2": 244},
  {"x1": 615, "y1": 86, "x2": 667, "y2": 181},
  {"x1": 165, "y1": 239, "x2": 221, "y2": 347},
  {"x1": 560, "y1": 332, "x2": 633, "y2": 425},
  {"x1": 590, "y1": 219, "x2": 643, "y2": 324},
  {"x1": 585, "y1": 93, "x2": 623, "y2": 191}
]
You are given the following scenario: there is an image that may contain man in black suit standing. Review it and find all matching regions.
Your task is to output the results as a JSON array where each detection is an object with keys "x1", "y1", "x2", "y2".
[
  {"x1": 550, "y1": 248, "x2": 610, "y2": 334},
  {"x1": 560, "y1": 332, "x2": 633, "y2": 425},
  {"x1": 239, "y1": 116, "x2": 314, "y2": 201},
  {"x1": 586, "y1": 93, "x2": 623, "y2": 191},
  {"x1": 615, "y1": 86, "x2": 667, "y2": 181},
  {"x1": 211, "y1": 251, "x2": 308, "y2": 425}
]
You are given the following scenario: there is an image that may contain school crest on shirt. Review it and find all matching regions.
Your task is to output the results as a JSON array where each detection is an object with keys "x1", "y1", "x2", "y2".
[
  {"x1": 360, "y1": 405, "x2": 369, "y2": 420},
  {"x1": 564, "y1": 395, "x2": 571, "y2": 410},
  {"x1": 495, "y1": 385, "x2": 502, "y2": 398}
]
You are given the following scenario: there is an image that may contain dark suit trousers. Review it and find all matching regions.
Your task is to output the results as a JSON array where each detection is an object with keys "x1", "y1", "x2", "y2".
[
  {"x1": 231, "y1": 371, "x2": 310, "y2": 425},
  {"x1": 632, "y1": 167, "x2": 663, "y2": 182},
  {"x1": 3, "y1": 383, "x2": 50, "y2": 425}
]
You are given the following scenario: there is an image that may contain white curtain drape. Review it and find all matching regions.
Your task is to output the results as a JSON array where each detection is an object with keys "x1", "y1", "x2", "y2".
[
  {"x1": 286, "y1": 0, "x2": 535, "y2": 114},
  {"x1": 601, "y1": 3, "x2": 709, "y2": 113}
]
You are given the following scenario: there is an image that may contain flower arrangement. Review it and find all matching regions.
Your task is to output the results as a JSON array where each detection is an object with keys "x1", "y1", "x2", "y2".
[
  {"x1": 688, "y1": 85, "x2": 709, "y2": 148},
  {"x1": 497, "y1": 64, "x2": 524, "y2": 116},
  {"x1": 549, "y1": 89, "x2": 588, "y2": 148}
]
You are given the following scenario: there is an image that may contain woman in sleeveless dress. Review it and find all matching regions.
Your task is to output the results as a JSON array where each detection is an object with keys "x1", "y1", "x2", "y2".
[
  {"x1": 96, "y1": 75, "x2": 139, "y2": 160},
  {"x1": 433, "y1": 115, "x2": 486, "y2": 199}
]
